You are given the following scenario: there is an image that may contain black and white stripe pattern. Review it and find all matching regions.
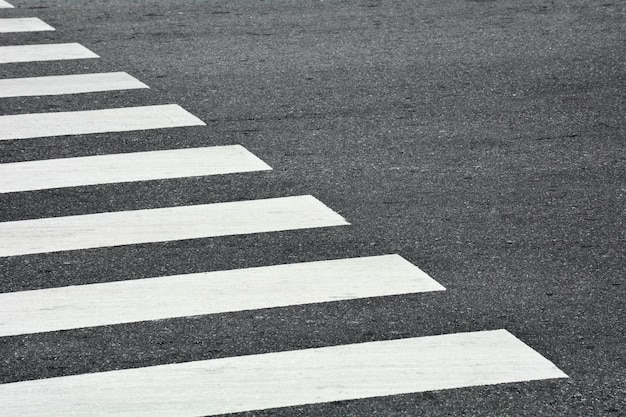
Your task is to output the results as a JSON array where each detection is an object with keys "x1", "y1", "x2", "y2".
[{"x1": 0, "y1": 3, "x2": 567, "y2": 415}]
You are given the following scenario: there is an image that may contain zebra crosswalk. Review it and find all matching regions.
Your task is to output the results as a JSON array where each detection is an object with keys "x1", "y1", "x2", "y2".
[
  {"x1": 0, "y1": 195, "x2": 349, "y2": 257},
  {"x1": 0, "y1": 330, "x2": 566, "y2": 417},
  {"x1": 0, "y1": 254, "x2": 443, "y2": 337},
  {"x1": 0, "y1": 42, "x2": 99, "y2": 64},
  {"x1": 0, "y1": 5, "x2": 567, "y2": 416},
  {"x1": 0, "y1": 104, "x2": 205, "y2": 140},
  {"x1": 0, "y1": 145, "x2": 271, "y2": 192},
  {"x1": 0, "y1": 72, "x2": 148, "y2": 98},
  {"x1": 0, "y1": 17, "x2": 55, "y2": 33}
]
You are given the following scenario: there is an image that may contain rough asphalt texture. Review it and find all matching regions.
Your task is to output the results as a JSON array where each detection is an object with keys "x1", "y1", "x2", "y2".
[{"x1": 0, "y1": 0, "x2": 624, "y2": 416}]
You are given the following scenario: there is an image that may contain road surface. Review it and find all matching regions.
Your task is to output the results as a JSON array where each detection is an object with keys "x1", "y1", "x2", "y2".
[{"x1": 0, "y1": 0, "x2": 624, "y2": 415}]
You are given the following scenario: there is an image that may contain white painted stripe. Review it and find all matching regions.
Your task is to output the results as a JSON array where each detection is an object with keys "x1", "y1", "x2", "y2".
[
  {"x1": 0, "y1": 72, "x2": 148, "y2": 98},
  {"x1": 0, "y1": 0, "x2": 13, "y2": 8},
  {"x1": 0, "y1": 43, "x2": 98, "y2": 64},
  {"x1": 0, "y1": 330, "x2": 568, "y2": 416},
  {"x1": 0, "y1": 254, "x2": 443, "y2": 336},
  {"x1": 0, "y1": 104, "x2": 205, "y2": 140},
  {"x1": 0, "y1": 195, "x2": 348, "y2": 257},
  {"x1": 0, "y1": 145, "x2": 271, "y2": 193},
  {"x1": 0, "y1": 18, "x2": 55, "y2": 33}
]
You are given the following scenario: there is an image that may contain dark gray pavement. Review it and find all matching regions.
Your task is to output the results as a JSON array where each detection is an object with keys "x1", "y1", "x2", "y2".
[{"x1": 0, "y1": 0, "x2": 624, "y2": 415}]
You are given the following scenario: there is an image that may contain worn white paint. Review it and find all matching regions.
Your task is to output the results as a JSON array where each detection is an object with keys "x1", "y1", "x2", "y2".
[
  {"x1": 0, "y1": 195, "x2": 348, "y2": 257},
  {"x1": 0, "y1": 330, "x2": 567, "y2": 416},
  {"x1": 0, "y1": 43, "x2": 98, "y2": 64},
  {"x1": 0, "y1": 72, "x2": 148, "y2": 98},
  {"x1": 0, "y1": 254, "x2": 443, "y2": 336},
  {"x1": 0, "y1": 145, "x2": 271, "y2": 193},
  {"x1": 0, "y1": 18, "x2": 55, "y2": 33},
  {"x1": 0, "y1": 104, "x2": 205, "y2": 140},
  {"x1": 0, "y1": 0, "x2": 13, "y2": 8}
]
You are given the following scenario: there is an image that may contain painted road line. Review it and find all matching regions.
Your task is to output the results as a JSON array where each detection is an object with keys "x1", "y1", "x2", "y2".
[
  {"x1": 0, "y1": 72, "x2": 148, "y2": 98},
  {"x1": 0, "y1": 18, "x2": 55, "y2": 33},
  {"x1": 0, "y1": 145, "x2": 271, "y2": 193},
  {"x1": 0, "y1": 254, "x2": 443, "y2": 336},
  {"x1": 0, "y1": 43, "x2": 98, "y2": 64},
  {"x1": 0, "y1": 104, "x2": 205, "y2": 141},
  {"x1": 0, "y1": 195, "x2": 348, "y2": 257},
  {"x1": 0, "y1": 0, "x2": 13, "y2": 8},
  {"x1": 0, "y1": 330, "x2": 567, "y2": 416}
]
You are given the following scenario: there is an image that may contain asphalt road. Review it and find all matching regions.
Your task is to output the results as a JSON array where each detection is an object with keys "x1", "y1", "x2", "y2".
[{"x1": 0, "y1": 0, "x2": 624, "y2": 416}]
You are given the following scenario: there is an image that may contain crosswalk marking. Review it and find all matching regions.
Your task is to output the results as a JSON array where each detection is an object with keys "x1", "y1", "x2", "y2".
[
  {"x1": 0, "y1": 104, "x2": 205, "y2": 140},
  {"x1": 0, "y1": 145, "x2": 272, "y2": 193},
  {"x1": 0, "y1": 195, "x2": 349, "y2": 257},
  {"x1": 0, "y1": 72, "x2": 148, "y2": 98},
  {"x1": 0, "y1": 0, "x2": 13, "y2": 8},
  {"x1": 0, "y1": 330, "x2": 567, "y2": 417},
  {"x1": 0, "y1": 43, "x2": 98, "y2": 64},
  {"x1": 0, "y1": 17, "x2": 55, "y2": 33},
  {"x1": 0, "y1": 254, "x2": 443, "y2": 336}
]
